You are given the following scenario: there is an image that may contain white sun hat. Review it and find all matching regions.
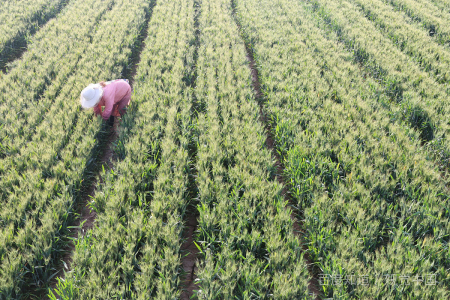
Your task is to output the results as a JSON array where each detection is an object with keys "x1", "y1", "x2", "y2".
[{"x1": 80, "y1": 83, "x2": 104, "y2": 109}]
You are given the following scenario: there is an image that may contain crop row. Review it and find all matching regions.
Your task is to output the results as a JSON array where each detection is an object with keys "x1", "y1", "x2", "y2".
[
  {"x1": 0, "y1": 0, "x2": 69, "y2": 70},
  {"x1": 302, "y1": 0, "x2": 450, "y2": 169},
  {"x1": 192, "y1": 0, "x2": 312, "y2": 298},
  {"x1": 382, "y1": 0, "x2": 450, "y2": 47},
  {"x1": 235, "y1": 0, "x2": 449, "y2": 298},
  {"x1": 0, "y1": 0, "x2": 152, "y2": 297},
  {"x1": 50, "y1": 0, "x2": 197, "y2": 298},
  {"x1": 429, "y1": 0, "x2": 450, "y2": 11},
  {"x1": 306, "y1": 0, "x2": 450, "y2": 167},
  {"x1": 348, "y1": 0, "x2": 450, "y2": 84}
]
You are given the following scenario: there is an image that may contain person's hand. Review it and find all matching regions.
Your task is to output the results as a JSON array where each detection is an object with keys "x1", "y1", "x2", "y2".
[
  {"x1": 119, "y1": 107, "x2": 127, "y2": 116},
  {"x1": 99, "y1": 81, "x2": 107, "y2": 88}
]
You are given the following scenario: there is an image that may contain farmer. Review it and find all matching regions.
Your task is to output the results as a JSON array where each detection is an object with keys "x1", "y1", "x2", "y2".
[{"x1": 80, "y1": 79, "x2": 131, "y2": 127}]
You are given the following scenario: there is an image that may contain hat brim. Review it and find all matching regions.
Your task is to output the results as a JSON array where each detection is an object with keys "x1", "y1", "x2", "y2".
[{"x1": 80, "y1": 85, "x2": 103, "y2": 109}]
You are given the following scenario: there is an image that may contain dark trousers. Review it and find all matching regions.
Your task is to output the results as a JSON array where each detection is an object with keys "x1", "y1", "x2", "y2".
[{"x1": 108, "y1": 116, "x2": 114, "y2": 127}]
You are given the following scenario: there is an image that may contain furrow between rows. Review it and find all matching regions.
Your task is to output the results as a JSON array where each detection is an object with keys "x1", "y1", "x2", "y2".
[{"x1": 180, "y1": 0, "x2": 202, "y2": 298}]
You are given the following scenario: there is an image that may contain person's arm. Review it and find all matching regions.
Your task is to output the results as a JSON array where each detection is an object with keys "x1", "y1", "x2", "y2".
[
  {"x1": 93, "y1": 104, "x2": 101, "y2": 116},
  {"x1": 101, "y1": 84, "x2": 116, "y2": 120}
]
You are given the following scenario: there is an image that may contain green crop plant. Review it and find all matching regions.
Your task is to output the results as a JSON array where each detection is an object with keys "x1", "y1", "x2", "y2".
[
  {"x1": 347, "y1": 0, "x2": 450, "y2": 85},
  {"x1": 51, "y1": 0, "x2": 197, "y2": 298},
  {"x1": 0, "y1": 0, "x2": 154, "y2": 297},
  {"x1": 235, "y1": 0, "x2": 450, "y2": 298},
  {"x1": 305, "y1": 0, "x2": 450, "y2": 166},
  {"x1": 0, "y1": 0, "x2": 116, "y2": 165},
  {"x1": 289, "y1": 0, "x2": 449, "y2": 168},
  {"x1": 0, "y1": 0, "x2": 70, "y2": 71},
  {"x1": 381, "y1": 0, "x2": 450, "y2": 47},
  {"x1": 192, "y1": 0, "x2": 313, "y2": 298},
  {"x1": 428, "y1": 0, "x2": 450, "y2": 12},
  {"x1": 1, "y1": 0, "x2": 449, "y2": 298}
]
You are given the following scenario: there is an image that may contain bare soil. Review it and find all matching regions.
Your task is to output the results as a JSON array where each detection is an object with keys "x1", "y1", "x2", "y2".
[
  {"x1": 179, "y1": 3, "x2": 201, "y2": 297},
  {"x1": 180, "y1": 204, "x2": 199, "y2": 300}
]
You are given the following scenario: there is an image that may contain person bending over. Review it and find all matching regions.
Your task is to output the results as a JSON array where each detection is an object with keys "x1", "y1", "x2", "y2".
[{"x1": 80, "y1": 79, "x2": 131, "y2": 126}]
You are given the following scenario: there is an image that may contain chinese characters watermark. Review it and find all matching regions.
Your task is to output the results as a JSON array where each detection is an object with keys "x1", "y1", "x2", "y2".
[{"x1": 318, "y1": 273, "x2": 437, "y2": 286}]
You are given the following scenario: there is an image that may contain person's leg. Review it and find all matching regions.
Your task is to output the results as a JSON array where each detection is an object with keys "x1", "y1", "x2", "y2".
[
  {"x1": 108, "y1": 115, "x2": 114, "y2": 127},
  {"x1": 117, "y1": 87, "x2": 132, "y2": 116},
  {"x1": 112, "y1": 104, "x2": 121, "y2": 117}
]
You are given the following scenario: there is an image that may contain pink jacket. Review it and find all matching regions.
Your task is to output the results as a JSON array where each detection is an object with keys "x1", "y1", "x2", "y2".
[{"x1": 93, "y1": 80, "x2": 131, "y2": 120}]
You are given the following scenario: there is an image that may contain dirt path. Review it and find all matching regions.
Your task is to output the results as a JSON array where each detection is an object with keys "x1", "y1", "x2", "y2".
[
  {"x1": 179, "y1": 2, "x2": 201, "y2": 298},
  {"x1": 180, "y1": 203, "x2": 199, "y2": 300},
  {"x1": 231, "y1": 2, "x2": 322, "y2": 299}
]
